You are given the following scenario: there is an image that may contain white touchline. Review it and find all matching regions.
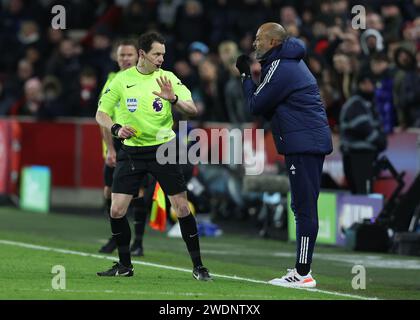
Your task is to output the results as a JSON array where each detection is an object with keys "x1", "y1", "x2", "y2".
[{"x1": 0, "y1": 239, "x2": 379, "y2": 300}]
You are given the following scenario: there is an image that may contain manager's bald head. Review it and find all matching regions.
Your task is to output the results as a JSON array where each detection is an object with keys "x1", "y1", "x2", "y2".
[{"x1": 253, "y1": 23, "x2": 287, "y2": 60}]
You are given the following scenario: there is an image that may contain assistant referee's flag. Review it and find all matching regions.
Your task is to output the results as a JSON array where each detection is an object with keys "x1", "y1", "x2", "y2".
[{"x1": 149, "y1": 182, "x2": 167, "y2": 232}]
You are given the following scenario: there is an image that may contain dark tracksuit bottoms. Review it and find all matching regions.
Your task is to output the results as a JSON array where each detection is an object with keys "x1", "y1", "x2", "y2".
[{"x1": 285, "y1": 154, "x2": 325, "y2": 272}]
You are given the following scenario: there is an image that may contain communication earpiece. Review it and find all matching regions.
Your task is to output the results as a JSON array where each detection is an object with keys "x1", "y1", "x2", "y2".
[{"x1": 140, "y1": 50, "x2": 159, "y2": 68}]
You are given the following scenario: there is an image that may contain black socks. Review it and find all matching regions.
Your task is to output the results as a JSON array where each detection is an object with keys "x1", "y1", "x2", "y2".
[
  {"x1": 110, "y1": 216, "x2": 132, "y2": 267},
  {"x1": 132, "y1": 197, "x2": 147, "y2": 245},
  {"x1": 109, "y1": 200, "x2": 202, "y2": 269},
  {"x1": 178, "y1": 214, "x2": 203, "y2": 268}
]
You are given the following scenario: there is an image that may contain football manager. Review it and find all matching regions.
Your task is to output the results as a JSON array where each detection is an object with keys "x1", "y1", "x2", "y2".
[{"x1": 236, "y1": 22, "x2": 333, "y2": 288}]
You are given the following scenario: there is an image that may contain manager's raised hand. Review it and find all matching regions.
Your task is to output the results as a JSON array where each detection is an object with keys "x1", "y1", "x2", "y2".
[{"x1": 235, "y1": 54, "x2": 251, "y2": 77}]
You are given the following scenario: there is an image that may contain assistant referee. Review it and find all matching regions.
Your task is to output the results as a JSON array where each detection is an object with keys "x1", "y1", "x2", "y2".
[{"x1": 95, "y1": 31, "x2": 211, "y2": 281}]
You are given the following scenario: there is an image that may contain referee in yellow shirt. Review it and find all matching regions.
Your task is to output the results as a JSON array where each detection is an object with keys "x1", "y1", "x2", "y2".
[
  {"x1": 96, "y1": 31, "x2": 211, "y2": 280},
  {"x1": 98, "y1": 39, "x2": 152, "y2": 257}
]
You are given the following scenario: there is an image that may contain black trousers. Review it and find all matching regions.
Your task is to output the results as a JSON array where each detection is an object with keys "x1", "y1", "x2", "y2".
[
  {"x1": 285, "y1": 154, "x2": 325, "y2": 266},
  {"x1": 342, "y1": 151, "x2": 377, "y2": 194}
]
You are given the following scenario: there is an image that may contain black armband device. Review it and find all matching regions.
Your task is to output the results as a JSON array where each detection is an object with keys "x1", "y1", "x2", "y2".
[
  {"x1": 169, "y1": 94, "x2": 179, "y2": 105},
  {"x1": 111, "y1": 123, "x2": 122, "y2": 137}
]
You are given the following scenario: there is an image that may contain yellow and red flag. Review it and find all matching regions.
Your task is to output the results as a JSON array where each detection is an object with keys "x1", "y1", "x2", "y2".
[{"x1": 149, "y1": 182, "x2": 167, "y2": 232}]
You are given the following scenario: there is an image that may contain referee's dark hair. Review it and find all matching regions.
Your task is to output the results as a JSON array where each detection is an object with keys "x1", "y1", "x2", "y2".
[{"x1": 138, "y1": 31, "x2": 165, "y2": 53}]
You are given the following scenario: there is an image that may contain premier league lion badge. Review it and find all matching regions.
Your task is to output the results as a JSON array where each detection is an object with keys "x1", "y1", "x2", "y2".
[{"x1": 153, "y1": 97, "x2": 163, "y2": 112}]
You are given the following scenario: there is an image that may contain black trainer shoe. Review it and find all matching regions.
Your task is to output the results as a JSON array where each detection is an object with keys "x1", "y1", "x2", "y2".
[
  {"x1": 193, "y1": 266, "x2": 212, "y2": 281},
  {"x1": 130, "y1": 241, "x2": 144, "y2": 257},
  {"x1": 99, "y1": 237, "x2": 117, "y2": 254},
  {"x1": 97, "y1": 262, "x2": 134, "y2": 277}
]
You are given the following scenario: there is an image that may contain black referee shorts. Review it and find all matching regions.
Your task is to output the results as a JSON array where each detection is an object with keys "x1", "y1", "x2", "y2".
[
  {"x1": 103, "y1": 138, "x2": 123, "y2": 187},
  {"x1": 112, "y1": 142, "x2": 187, "y2": 196},
  {"x1": 103, "y1": 164, "x2": 115, "y2": 187},
  {"x1": 104, "y1": 165, "x2": 152, "y2": 189}
]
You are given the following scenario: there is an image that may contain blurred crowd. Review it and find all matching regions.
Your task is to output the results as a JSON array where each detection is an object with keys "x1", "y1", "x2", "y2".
[{"x1": 0, "y1": 0, "x2": 419, "y2": 133}]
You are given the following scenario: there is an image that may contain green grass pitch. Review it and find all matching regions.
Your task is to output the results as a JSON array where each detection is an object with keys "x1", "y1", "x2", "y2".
[{"x1": 0, "y1": 207, "x2": 419, "y2": 300}]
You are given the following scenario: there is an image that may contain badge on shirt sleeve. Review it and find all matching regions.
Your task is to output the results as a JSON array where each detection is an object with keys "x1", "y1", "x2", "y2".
[{"x1": 126, "y1": 98, "x2": 138, "y2": 112}]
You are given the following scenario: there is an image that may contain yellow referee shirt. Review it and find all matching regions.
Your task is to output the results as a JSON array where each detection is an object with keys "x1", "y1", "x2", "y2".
[{"x1": 98, "y1": 66, "x2": 192, "y2": 147}]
